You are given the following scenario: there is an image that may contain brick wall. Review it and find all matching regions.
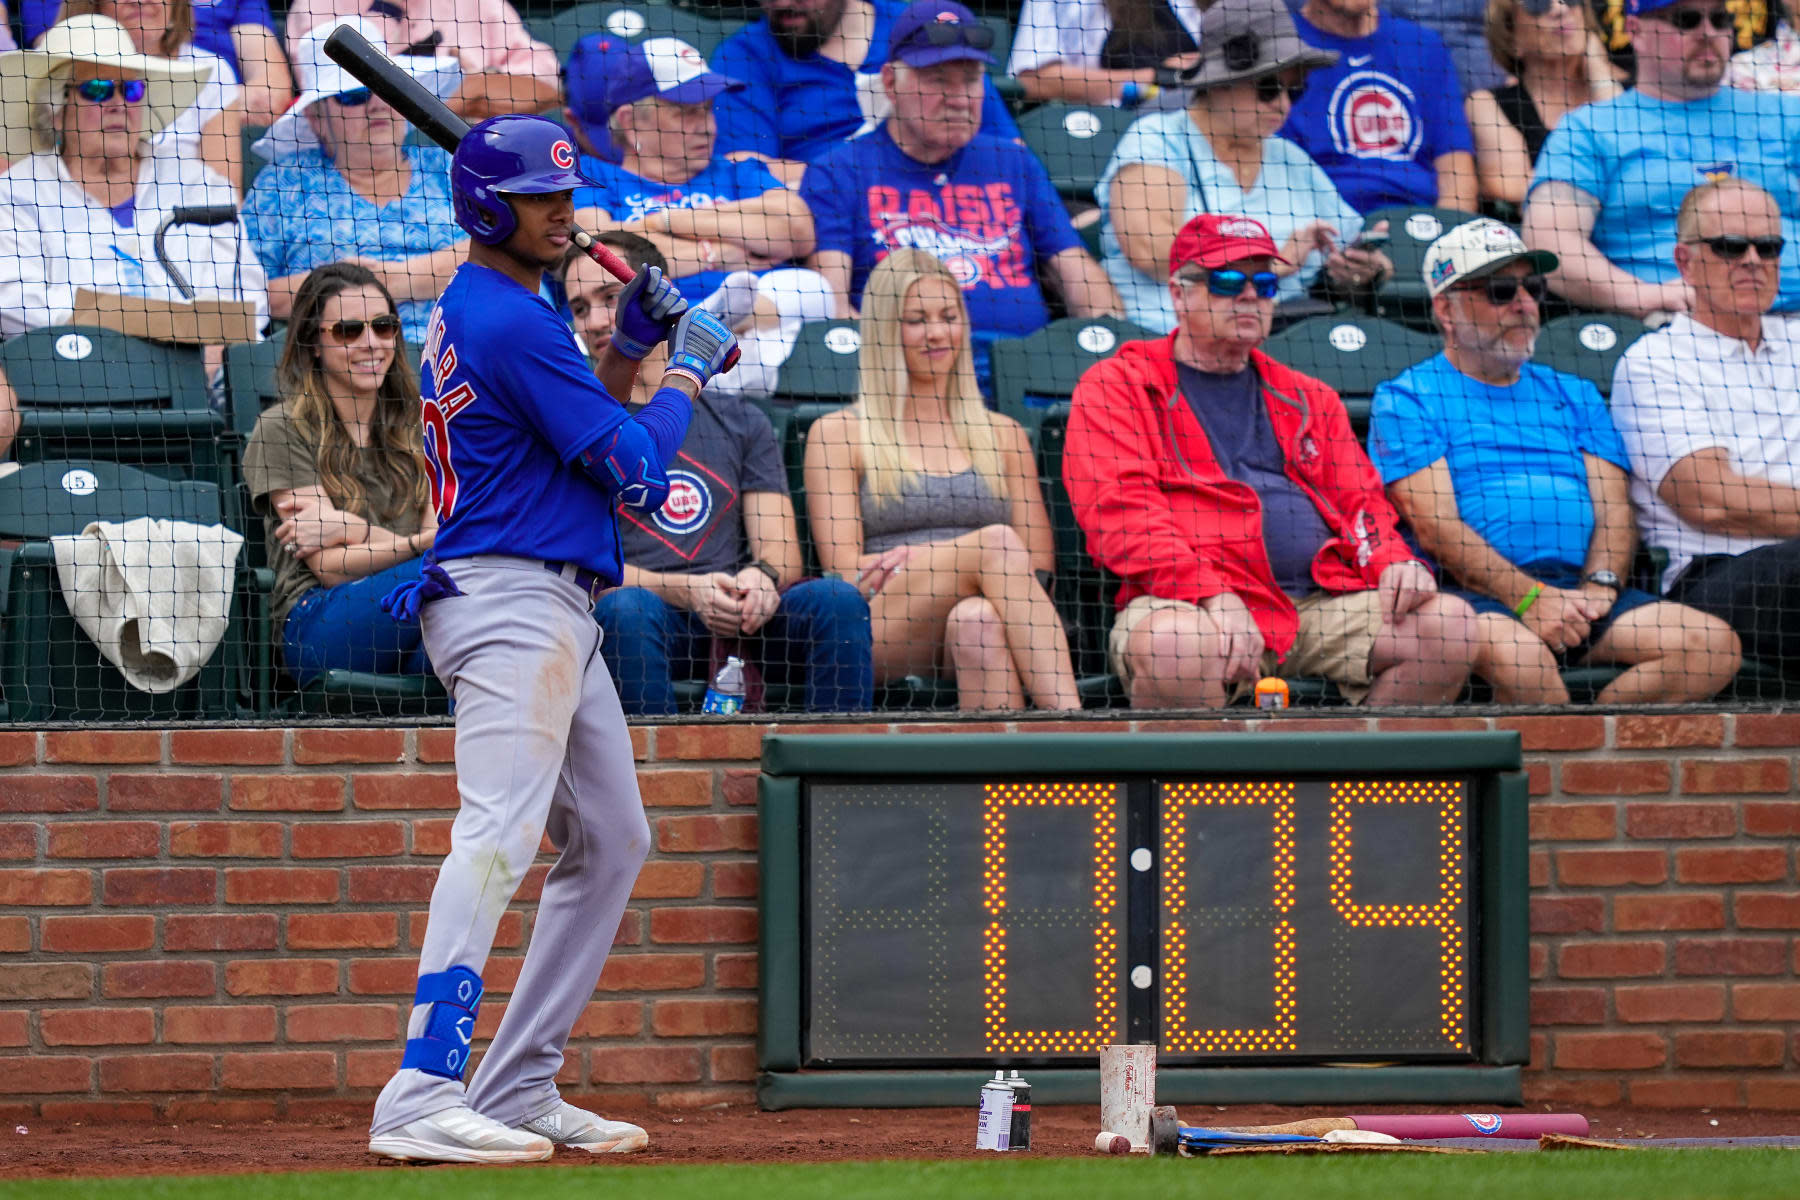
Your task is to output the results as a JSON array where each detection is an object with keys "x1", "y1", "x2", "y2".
[{"x1": 1, "y1": 712, "x2": 1798, "y2": 1122}]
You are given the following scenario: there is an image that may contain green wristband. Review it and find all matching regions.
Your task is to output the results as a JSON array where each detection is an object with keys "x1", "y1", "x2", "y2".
[{"x1": 1514, "y1": 583, "x2": 1544, "y2": 618}]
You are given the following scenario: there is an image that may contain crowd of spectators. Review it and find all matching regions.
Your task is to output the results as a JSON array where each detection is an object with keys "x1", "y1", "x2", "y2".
[{"x1": 0, "y1": 0, "x2": 1792, "y2": 715}]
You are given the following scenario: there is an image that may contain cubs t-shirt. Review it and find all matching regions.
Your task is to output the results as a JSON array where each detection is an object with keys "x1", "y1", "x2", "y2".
[
  {"x1": 1278, "y1": 12, "x2": 1473, "y2": 213},
  {"x1": 617, "y1": 394, "x2": 787, "y2": 575},
  {"x1": 800, "y1": 125, "x2": 1082, "y2": 378},
  {"x1": 572, "y1": 152, "x2": 788, "y2": 305}
]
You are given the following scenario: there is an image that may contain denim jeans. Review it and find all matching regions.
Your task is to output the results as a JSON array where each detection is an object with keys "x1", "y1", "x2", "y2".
[
  {"x1": 283, "y1": 557, "x2": 432, "y2": 688},
  {"x1": 594, "y1": 577, "x2": 872, "y2": 715}
]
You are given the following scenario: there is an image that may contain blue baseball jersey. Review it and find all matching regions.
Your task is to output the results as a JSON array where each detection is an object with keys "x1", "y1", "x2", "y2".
[{"x1": 419, "y1": 262, "x2": 632, "y2": 581}]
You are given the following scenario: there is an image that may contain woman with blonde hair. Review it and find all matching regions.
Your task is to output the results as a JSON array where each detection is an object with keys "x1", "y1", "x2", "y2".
[
  {"x1": 804, "y1": 250, "x2": 1080, "y2": 712},
  {"x1": 241, "y1": 262, "x2": 436, "y2": 687}
]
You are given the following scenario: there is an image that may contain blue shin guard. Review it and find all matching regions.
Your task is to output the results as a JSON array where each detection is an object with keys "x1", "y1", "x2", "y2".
[{"x1": 399, "y1": 966, "x2": 483, "y2": 1079}]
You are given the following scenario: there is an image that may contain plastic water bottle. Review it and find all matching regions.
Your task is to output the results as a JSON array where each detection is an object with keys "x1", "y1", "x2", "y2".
[{"x1": 702, "y1": 655, "x2": 746, "y2": 715}]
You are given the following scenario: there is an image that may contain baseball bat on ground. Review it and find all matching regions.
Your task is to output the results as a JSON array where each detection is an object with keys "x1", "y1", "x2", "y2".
[
  {"x1": 320, "y1": 23, "x2": 637, "y2": 285},
  {"x1": 1220, "y1": 1113, "x2": 1589, "y2": 1139}
]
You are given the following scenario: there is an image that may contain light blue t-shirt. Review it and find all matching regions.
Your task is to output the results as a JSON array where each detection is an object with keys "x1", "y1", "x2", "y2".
[
  {"x1": 1096, "y1": 108, "x2": 1362, "y2": 333},
  {"x1": 242, "y1": 144, "x2": 467, "y2": 345},
  {"x1": 1530, "y1": 87, "x2": 1800, "y2": 312},
  {"x1": 1368, "y1": 354, "x2": 1629, "y2": 568}
]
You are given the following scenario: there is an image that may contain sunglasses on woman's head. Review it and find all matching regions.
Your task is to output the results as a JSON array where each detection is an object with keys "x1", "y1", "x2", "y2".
[
  {"x1": 1254, "y1": 75, "x2": 1305, "y2": 105},
  {"x1": 1644, "y1": 7, "x2": 1734, "y2": 31},
  {"x1": 1188, "y1": 268, "x2": 1281, "y2": 299},
  {"x1": 332, "y1": 87, "x2": 374, "y2": 107},
  {"x1": 70, "y1": 79, "x2": 147, "y2": 104},
  {"x1": 1686, "y1": 234, "x2": 1786, "y2": 261},
  {"x1": 1455, "y1": 273, "x2": 1549, "y2": 304},
  {"x1": 901, "y1": 19, "x2": 996, "y2": 50},
  {"x1": 325, "y1": 314, "x2": 402, "y2": 343}
]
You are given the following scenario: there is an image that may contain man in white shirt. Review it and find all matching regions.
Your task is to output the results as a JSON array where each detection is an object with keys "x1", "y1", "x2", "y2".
[{"x1": 1611, "y1": 177, "x2": 1800, "y2": 674}]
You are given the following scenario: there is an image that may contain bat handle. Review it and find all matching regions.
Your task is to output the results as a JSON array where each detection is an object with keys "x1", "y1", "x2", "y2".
[{"x1": 571, "y1": 227, "x2": 636, "y2": 284}]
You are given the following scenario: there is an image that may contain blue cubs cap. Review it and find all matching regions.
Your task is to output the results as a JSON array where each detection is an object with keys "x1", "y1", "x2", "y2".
[
  {"x1": 888, "y1": 0, "x2": 995, "y2": 68},
  {"x1": 564, "y1": 35, "x2": 744, "y2": 163}
]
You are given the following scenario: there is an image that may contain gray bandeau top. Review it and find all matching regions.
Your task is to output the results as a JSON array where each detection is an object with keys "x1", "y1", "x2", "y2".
[{"x1": 859, "y1": 468, "x2": 1010, "y2": 555}]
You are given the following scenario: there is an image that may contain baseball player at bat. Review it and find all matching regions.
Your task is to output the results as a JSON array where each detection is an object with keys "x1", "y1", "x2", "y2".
[{"x1": 364, "y1": 113, "x2": 740, "y2": 1164}]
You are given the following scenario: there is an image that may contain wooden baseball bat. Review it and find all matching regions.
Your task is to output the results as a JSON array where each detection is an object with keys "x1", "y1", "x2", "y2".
[
  {"x1": 1219, "y1": 1113, "x2": 1589, "y2": 1140},
  {"x1": 320, "y1": 24, "x2": 637, "y2": 285}
]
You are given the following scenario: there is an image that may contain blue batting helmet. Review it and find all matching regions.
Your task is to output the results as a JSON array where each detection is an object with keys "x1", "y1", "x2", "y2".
[{"x1": 450, "y1": 114, "x2": 589, "y2": 246}]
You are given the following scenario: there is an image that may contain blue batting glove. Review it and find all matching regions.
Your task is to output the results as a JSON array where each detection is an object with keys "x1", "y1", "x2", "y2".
[
  {"x1": 609, "y1": 265, "x2": 687, "y2": 361},
  {"x1": 664, "y1": 309, "x2": 741, "y2": 387}
]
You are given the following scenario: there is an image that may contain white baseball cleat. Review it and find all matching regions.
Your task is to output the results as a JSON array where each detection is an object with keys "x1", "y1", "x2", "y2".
[
  {"x1": 369, "y1": 1105, "x2": 555, "y2": 1164},
  {"x1": 515, "y1": 1101, "x2": 649, "y2": 1154}
]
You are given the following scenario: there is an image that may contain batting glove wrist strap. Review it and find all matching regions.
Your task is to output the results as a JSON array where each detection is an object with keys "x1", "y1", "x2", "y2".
[
  {"x1": 609, "y1": 331, "x2": 653, "y2": 361},
  {"x1": 400, "y1": 965, "x2": 483, "y2": 1080},
  {"x1": 666, "y1": 309, "x2": 740, "y2": 385}
]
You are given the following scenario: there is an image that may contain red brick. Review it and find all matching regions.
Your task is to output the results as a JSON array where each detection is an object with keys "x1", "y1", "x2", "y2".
[
  {"x1": 1733, "y1": 983, "x2": 1800, "y2": 1021},
  {"x1": 0, "y1": 1011, "x2": 26, "y2": 1046},
  {"x1": 1749, "y1": 1079, "x2": 1800, "y2": 1110},
  {"x1": 0, "y1": 916, "x2": 28, "y2": 952},
  {"x1": 1556, "y1": 848, "x2": 1667, "y2": 887},
  {"x1": 710, "y1": 1044, "x2": 758, "y2": 1083},
  {"x1": 173, "y1": 821, "x2": 285, "y2": 859},
  {"x1": 0, "y1": 868, "x2": 90, "y2": 905},
  {"x1": 164, "y1": 913, "x2": 279, "y2": 952},
  {"x1": 163, "y1": 1005, "x2": 277, "y2": 1044},
  {"x1": 46, "y1": 730, "x2": 160, "y2": 764},
  {"x1": 99, "y1": 1053, "x2": 212, "y2": 1092},
  {"x1": 6, "y1": 1057, "x2": 92, "y2": 1093},
  {"x1": 294, "y1": 729, "x2": 404, "y2": 764},
  {"x1": 230, "y1": 775, "x2": 345, "y2": 812},
  {"x1": 650, "y1": 1085, "x2": 756, "y2": 1109},
  {"x1": 1558, "y1": 941, "x2": 1666, "y2": 979},
  {"x1": 1530, "y1": 896, "x2": 1604, "y2": 934},
  {"x1": 654, "y1": 724, "x2": 769, "y2": 761},
  {"x1": 170, "y1": 729, "x2": 285, "y2": 765},
  {"x1": 0, "y1": 823, "x2": 35, "y2": 858},
  {"x1": 651, "y1": 998, "x2": 758, "y2": 1037},
  {"x1": 1528, "y1": 803, "x2": 1616, "y2": 841},
  {"x1": 1614, "y1": 893, "x2": 1724, "y2": 932},
  {"x1": 1626, "y1": 802, "x2": 1737, "y2": 839},
  {"x1": 346, "y1": 865, "x2": 438, "y2": 903},
  {"x1": 0, "y1": 777, "x2": 100, "y2": 813},
  {"x1": 713, "y1": 861, "x2": 759, "y2": 899},
  {"x1": 1676, "y1": 938, "x2": 1789, "y2": 976},
  {"x1": 639, "y1": 769, "x2": 713, "y2": 808},
  {"x1": 106, "y1": 774, "x2": 223, "y2": 812},
  {"x1": 352, "y1": 774, "x2": 460, "y2": 810},
  {"x1": 0, "y1": 731, "x2": 36, "y2": 766},
  {"x1": 40, "y1": 914, "x2": 155, "y2": 953},
  {"x1": 286, "y1": 1003, "x2": 398, "y2": 1042},
  {"x1": 0, "y1": 963, "x2": 92, "y2": 1000},
  {"x1": 1615, "y1": 984, "x2": 1726, "y2": 1023},
  {"x1": 102, "y1": 867, "x2": 213, "y2": 906},
  {"x1": 571, "y1": 1001, "x2": 642, "y2": 1037},
  {"x1": 589, "y1": 1046, "x2": 702, "y2": 1084},
  {"x1": 657, "y1": 814, "x2": 758, "y2": 853},
  {"x1": 615, "y1": 910, "x2": 642, "y2": 947},
  {"x1": 291, "y1": 821, "x2": 406, "y2": 859},
  {"x1": 224, "y1": 867, "x2": 339, "y2": 905},
  {"x1": 1738, "y1": 892, "x2": 1800, "y2": 929},
  {"x1": 225, "y1": 959, "x2": 339, "y2": 996},
  {"x1": 1744, "y1": 803, "x2": 1800, "y2": 836},
  {"x1": 650, "y1": 906, "x2": 758, "y2": 944},
  {"x1": 597, "y1": 954, "x2": 706, "y2": 991},
  {"x1": 1498, "y1": 715, "x2": 1604, "y2": 751},
  {"x1": 103, "y1": 961, "x2": 215, "y2": 998},
  {"x1": 1736, "y1": 713, "x2": 1800, "y2": 747},
  {"x1": 404, "y1": 909, "x2": 523, "y2": 950},
  {"x1": 347, "y1": 1048, "x2": 402, "y2": 1088},
  {"x1": 1683, "y1": 757, "x2": 1792, "y2": 795},
  {"x1": 1522, "y1": 1077, "x2": 1622, "y2": 1108},
  {"x1": 50, "y1": 820, "x2": 161, "y2": 858},
  {"x1": 39, "y1": 1101, "x2": 160, "y2": 1122},
  {"x1": 1561, "y1": 760, "x2": 1671, "y2": 796},
  {"x1": 1553, "y1": 1032, "x2": 1667, "y2": 1070},
  {"x1": 347, "y1": 959, "x2": 419, "y2": 996},
  {"x1": 716, "y1": 953, "x2": 757, "y2": 990},
  {"x1": 1529, "y1": 849, "x2": 1550, "y2": 888},
  {"x1": 631, "y1": 861, "x2": 705, "y2": 899},
  {"x1": 722, "y1": 768, "x2": 758, "y2": 807},
  {"x1": 220, "y1": 1051, "x2": 336, "y2": 1090},
  {"x1": 161, "y1": 1098, "x2": 279, "y2": 1122},
  {"x1": 1530, "y1": 987, "x2": 1606, "y2": 1025},
  {"x1": 1527, "y1": 761, "x2": 1551, "y2": 796},
  {"x1": 408, "y1": 818, "x2": 455, "y2": 856},
  {"x1": 1629, "y1": 1077, "x2": 1746, "y2": 1109},
  {"x1": 287, "y1": 912, "x2": 398, "y2": 950},
  {"x1": 1676, "y1": 847, "x2": 1789, "y2": 884},
  {"x1": 1676, "y1": 1030, "x2": 1786, "y2": 1068},
  {"x1": 1616, "y1": 714, "x2": 1725, "y2": 748},
  {"x1": 416, "y1": 728, "x2": 456, "y2": 763},
  {"x1": 630, "y1": 726, "x2": 651, "y2": 759}
]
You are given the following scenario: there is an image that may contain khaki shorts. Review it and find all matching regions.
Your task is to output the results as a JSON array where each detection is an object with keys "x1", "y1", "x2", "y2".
[{"x1": 1108, "y1": 590, "x2": 1385, "y2": 704}]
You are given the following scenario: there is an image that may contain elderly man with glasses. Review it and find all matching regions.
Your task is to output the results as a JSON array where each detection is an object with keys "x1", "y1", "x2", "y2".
[
  {"x1": 1064, "y1": 212, "x2": 1475, "y2": 710},
  {"x1": 1524, "y1": 0, "x2": 1800, "y2": 321},
  {"x1": 1370, "y1": 218, "x2": 1739, "y2": 705},
  {"x1": 1611, "y1": 177, "x2": 1800, "y2": 680}
]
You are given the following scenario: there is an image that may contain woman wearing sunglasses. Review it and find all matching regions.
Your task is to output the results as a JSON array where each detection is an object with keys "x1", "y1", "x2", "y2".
[
  {"x1": 241, "y1": 262, "x2": 437, "y2": 689},
  {"x1": 1098, "y1": 0, "x2": 1388, "y2": 334},
  {"x1": 0, "y1": 15, "x2": 268, "y2": 338},
  {"x1": 243, "y1": 17, "x2": 465, "y2": 346}
]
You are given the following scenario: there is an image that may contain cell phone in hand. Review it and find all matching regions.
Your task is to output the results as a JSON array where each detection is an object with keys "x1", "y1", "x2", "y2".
[{"x1": 1350, "y1": 230, "x2": 1389, "y2": 252}]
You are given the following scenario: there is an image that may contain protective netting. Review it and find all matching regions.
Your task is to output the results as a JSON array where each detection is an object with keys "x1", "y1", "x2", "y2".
[{"x1": 0, "y1": 0, "x2": 1789, "y2": 719}]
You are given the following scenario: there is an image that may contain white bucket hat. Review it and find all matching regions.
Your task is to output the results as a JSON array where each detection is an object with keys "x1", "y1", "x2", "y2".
[
  {"x1": 0, "y1": 14, "x2": 211, "y2": 159},
  {"x1": 252, "y1": 16, "x2": 461, "y2": 163}
]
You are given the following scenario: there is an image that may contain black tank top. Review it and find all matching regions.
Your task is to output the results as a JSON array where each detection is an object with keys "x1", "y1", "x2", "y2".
[
  {"x1": 1491, "y1": 81, "x2": 1551, "y2": 162},
  {"x1": 1099, "y1": 0, "x2": 1198, "y2": 71}
]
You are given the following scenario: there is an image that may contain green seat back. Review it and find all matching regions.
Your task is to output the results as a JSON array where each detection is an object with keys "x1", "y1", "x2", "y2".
[
  {"x1": 1260, "y1": 313, "x2": 1440, "y2": 433},
  {"x1": 534, "y1": 0, "x2": 738, "y2": 61},
  {"x1": 1036, "y1": 411, "x2": 1116, "y2": 681},
  {"x1": 242, "y1": 122, "x2": 269, "y2": 194},
  {"x1": 775, "y1": 319, "x2": 863, "y2": 404},
  {"x1": 1363, "y1": 205, "x2": 1484, "y2": 326},
  {"x1": 0, "y1": 459, "x2": 220, "y2": 540},
  {"x1": 1015, "y1": 103, "x2": 1137, "y2": 203},
  {"x1": 990, "y1": 315, "x2": 1155, "y2": 429},
  {"x1": 1531, "y1": 312, "x2": 1647, "y2": 398}
]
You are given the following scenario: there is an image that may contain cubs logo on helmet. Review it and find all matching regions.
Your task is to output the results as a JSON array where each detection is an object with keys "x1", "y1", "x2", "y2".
[
  {"x1": 652, "y1": 470, "x2": 712, "y2": 536},
  {"x1": 551, "y1": 139, "x2": 576, "y2": 169}
]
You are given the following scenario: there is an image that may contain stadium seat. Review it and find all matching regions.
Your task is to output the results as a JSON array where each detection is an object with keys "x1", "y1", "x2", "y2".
[
  {"x1": 242, "y1": 123, "x2": 269, "y2": 194},
  {"x1": 1035, "y1": 410, "x2": 1124, "y2": 706},
  {"x1": 533, "y1": 0, "x2": 739, "y2": 61},
  {"x1": 1260, "y1": 313, "x2": 1439, "y2": 433},
  {"x1": 0, "y1": 460, "x2": 251, "y2": 722},
  {"x1": 990, "y1": 315, "x2": 1156, "y2": 431},
  {"x1": 1362, "y1": 205, "x2": 1483, "y2": 327},
  {"x1": 1531, "y1": 311, "x2": 1647, "y2": 398},
  {"x1": 1015, "y1": 103, "x2": 1137, "y2": 204},
  {"x1": 773, "y1": 318, "x2": 863, "y2": 407}
]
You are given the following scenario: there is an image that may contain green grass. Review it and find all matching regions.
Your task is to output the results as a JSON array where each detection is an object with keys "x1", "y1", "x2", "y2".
[{"x1": 3, "y1": 1152, "x2": 1799, "y2": 1200}]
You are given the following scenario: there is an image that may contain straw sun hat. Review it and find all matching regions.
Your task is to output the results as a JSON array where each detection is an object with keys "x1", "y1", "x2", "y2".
[{"x1": 0, "y1": 14, "x2": 211, "y2": 159}]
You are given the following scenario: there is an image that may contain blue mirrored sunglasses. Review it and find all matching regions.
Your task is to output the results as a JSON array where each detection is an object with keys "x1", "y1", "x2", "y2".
[
  {"x1": 333, "y1": 87, "x2": 374, "y2": 106},
  {"x1": 1204, "y1": 268, "x2": 1281, "y2": 299},
  {"x1": 70, "y1": 79, "x2": 148, "y2": 104}
]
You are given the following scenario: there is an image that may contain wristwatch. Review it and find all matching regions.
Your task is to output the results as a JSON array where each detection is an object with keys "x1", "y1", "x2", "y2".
[{"x1": 1583, "y1": 570, "x2": 1622, "y2": 591}]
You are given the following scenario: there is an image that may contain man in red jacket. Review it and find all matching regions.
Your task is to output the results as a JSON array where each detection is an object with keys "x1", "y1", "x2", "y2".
[{"x1": 1065, "y1": 213, "x2": 1477, "y2": 709}]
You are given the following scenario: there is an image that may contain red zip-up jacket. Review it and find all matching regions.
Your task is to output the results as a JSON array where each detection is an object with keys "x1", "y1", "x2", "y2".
[{"x1": 1064, "y1": 333, "x2": 1418, "y2": 658}]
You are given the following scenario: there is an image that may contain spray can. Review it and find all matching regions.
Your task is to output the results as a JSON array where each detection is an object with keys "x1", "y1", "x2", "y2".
[
  {"x1": 975, "y1": 1071, "x2": 1013, "y2": 1150},
  {"x1": 1007, "y1": 1070, "x2": 1032, "y2": 1150}
]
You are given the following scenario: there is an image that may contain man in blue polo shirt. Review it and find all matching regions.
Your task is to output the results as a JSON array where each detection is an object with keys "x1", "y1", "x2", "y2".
[
  {"x1": 1279, "y1": 0, "x2": 1476, "y2": 214},
  {"x1": 800, "y1": 0, "x2": 1119, "y2": 385},
  {"x1": 710, "y1": 0, "x2": 1019, "y2": 186},
  {"x1": 1370, "y1": 218, "x2": 1739, "y2": 705}
]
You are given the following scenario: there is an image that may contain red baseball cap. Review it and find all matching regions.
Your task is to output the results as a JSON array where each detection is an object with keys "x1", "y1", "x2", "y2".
[{"x1": 1169, "y1": 214, "x2": 1290, "y2": 274}]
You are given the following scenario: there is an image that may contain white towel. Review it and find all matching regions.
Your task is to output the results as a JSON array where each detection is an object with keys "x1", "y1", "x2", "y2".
[{"x1": 51, "y1": 517, "x2": 244, "y2": 693}]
